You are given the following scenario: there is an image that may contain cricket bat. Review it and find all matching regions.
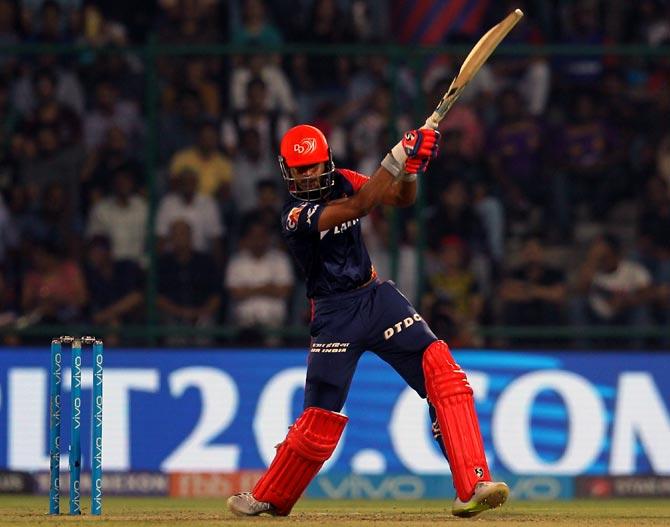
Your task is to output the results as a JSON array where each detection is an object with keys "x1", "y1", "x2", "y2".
[{"x1": 424, "y1": 8, "x2": 524, "y2": 129}]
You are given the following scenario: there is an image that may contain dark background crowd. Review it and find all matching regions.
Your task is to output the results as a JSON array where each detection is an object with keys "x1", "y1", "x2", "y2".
[{"x1": 0, "y1": 0, "x2": 669, "y2": 348}]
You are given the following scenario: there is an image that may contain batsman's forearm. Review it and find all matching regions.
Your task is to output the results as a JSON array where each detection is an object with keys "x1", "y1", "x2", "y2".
[
  {"x1": 351, "y1": 166, "x2": 397, "y2": 215},
  {"x1": 393, "y1": 179, "x2": 417, "y2": 207}
]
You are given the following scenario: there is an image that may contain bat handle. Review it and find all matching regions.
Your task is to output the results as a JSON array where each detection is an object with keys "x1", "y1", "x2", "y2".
[{"x1": 424, "y1": 114, "x2": 440, "y2": 130}]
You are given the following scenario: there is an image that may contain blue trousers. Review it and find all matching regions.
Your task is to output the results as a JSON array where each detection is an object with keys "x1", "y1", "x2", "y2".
[{"x1": 305, "y1": 279, "x2": 437, "y2": 411}]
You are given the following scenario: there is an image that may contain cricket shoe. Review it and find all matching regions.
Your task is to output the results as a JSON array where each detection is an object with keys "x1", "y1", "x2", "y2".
[
  {"x1": 451, "y1": 481, "x2": 509, "y2": 518},
  {"x1": 227, "y1": 492, "x2": 277, "y2": 516}
]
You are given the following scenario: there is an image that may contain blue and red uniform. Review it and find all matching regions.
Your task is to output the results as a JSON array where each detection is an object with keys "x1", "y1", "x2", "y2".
[
  {"x1": 281, "y1": 168, "x2": 437, "y2": 412},
  {"x1": 233, "y1": 126, "x2": 499, "y2": 519}
]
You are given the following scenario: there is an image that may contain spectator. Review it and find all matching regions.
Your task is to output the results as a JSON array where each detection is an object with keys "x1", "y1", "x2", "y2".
[
  {"x1": 554, "y1": 92, "x2": 624, "y2": 229},
  {"x1": 355, "y1": 126, "x2": 391, "y2": 178},
  {"x1": 362, "y1": 210, "x2": 418, "y2": 302},
  {"x1": 0, "y1": 0, "x2": 20, "y2": 75},
  {"x1": 576, "y1": 234, "x2": 659, "y2": 332},
  {"x1": 350, "y1": 85, "x2": 410, "y2": 167},
  {"x1": 2, "y1": 2, "x2": 670, "y2": 347},
  {"x1": 423, "y1": 38, "x2": 497, "y2": 113},
  {"x1": 21, "y1": 239, "x2": 87, "y2": 324},
  {"x1": 17, "y1": 124, "x2": 84, "y2": 215},
  {"x1": 230, "y1": 53, "x2": 296, "y2": 114},
  {"x1": 12, "y1": 53, "x2": 85, "y2": 115},
  {"x1": 23, "y1": 0, "x2": 71, "y2": 43},
  {"x1": 498, "y1": 236, "x2": 567, "y2": 333},
  {"x1": 635, "y1": 0, "x2": 670, "y2": 46},
  {"x1": 241, "y1": 179, "x2": 282, "y2": 235},
  {"x1": 0, "y1": 194, "x2": 18, "y2": 328},
  {"x1": 86, "y1": 167, "x2": 148, "y2": 266},
  {"x1": 20, "y1": 68, "x2": 81, "y2": 147},
  {"x1": 0, "y1": 267, "x2": 18, "y2": 334},
  {"x1": 80, "y1": 126, "x2": 141, "y2": 209},
  {"x1": 157, "y1": 219, "x2": 221, "y2": 345},
  {"x1": 84, "y1": 235, "x2": 143, "y2": 345},
  {"x1": 231, "y1": 127, "x2": 274, "y2": 213},
  {"x1": 83, "y1": 79, "x2": 142, "y2": 150},
  {"x1": 0, "y1": 191, "x2": 18, "y2": 266},
  {"x1": 490, "y1": 0, "x2": 551, "y2": 116},
  {"x1": 297, "y1": 0, "x2": 353, "y2": 89},
  {"x1": 178, "y1": 59, "x2": 221, "y2": 117},
  {"x1": 638, "y1": 176, "x2": 670, "y2": 276},
  {"x1": 488, "y1": 88, "x2": 545, "y2": 215},
  {"x1": 77, "y1": 4, "x2": 128, "y2": 48},
  {"x1": 427, "y1": 129, "x2": 482, "y2": 205},
  {"x1": 346, "y1": 54, "x2": 405, "y2": 106},
  {"x1": 637, "y1": 176, "x2": 670, "y2": 338},
  {"x1": 169, "y1": 120, "x2": 232, "y2": 197},
  {"x1": 157, "y1": 0, "x2": 221, "y2": 44},
  {"x1": 599, "y1": 68, "x2": 640, "y2": 145},
  {"x1": 155, "y1": 168, "x2": 224, "y2": 262},
  {"x1": 0, "y1": 79, "x2": 18, "y2": 160},
  {"x1": 18, "y1": 181, "x2": 82, "y2": 256},
  {"x1": 231, "y1": 0, "x2": 282, "y2": 48},
  {"x1": 0, "y1": 78, "x2": 19, "y2": 197},
  {"x1": 85, "y1": 52, "x2": 143, "y2": 103},
  {"x1": 473, "y1": 180, "x2": 505, "y2": 269},
  {"x1": 216, "y1": 179, "x2": 239, "y2": 255},
  {"x1": 225, "y1": 220, "x2": 293, "y2": 345},
  {"x1": 221, "y1": 76, "x2": 292, "y2": 157},
  {"x1": 301, "y1": 0, "x2": 351, "y2": 44},
  {"x1": 422, "y1": 236, "x2": 483, "y2": 348},
  {"x1": 310, "y1": 100, "x2": 348, "y2": 160},
  {"x1": 350, "y1": 0, "x2": 390, "y2": 42},
  {"x1": 646, "y1": 41, "x2": 670, "y2": 102},
  {"x1": 426, "y1": 179, "x2": 485, "y2": 252},
  {"x1": 158, "y1": 89, "x2": 204, "y2": 163},
  {"x1": 437, "y1": 99, "x2": 485, "y2": 160},
  {"x1": 556, "y1": 2, "x2": 608, "y2": 87},
  {"x1": 97, "y1": 0, "x2": 155, "y2": 44}
]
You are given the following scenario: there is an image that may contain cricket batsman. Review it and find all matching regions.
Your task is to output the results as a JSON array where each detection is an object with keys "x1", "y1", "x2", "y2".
[{"x1": 227, "y1": 124, "x2": 509, "y2": 518}]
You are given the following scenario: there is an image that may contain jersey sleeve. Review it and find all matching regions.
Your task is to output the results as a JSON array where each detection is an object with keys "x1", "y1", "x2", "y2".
[
  {"x1": 281, "y1": 202, "x2": 325, "y2": 234},
  {"x1": 339, "y1": 168, "x2": 369, "y2": 193}
]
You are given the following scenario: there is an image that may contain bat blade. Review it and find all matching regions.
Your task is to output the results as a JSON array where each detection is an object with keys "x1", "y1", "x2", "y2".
[{"x1": 425, "y1": 8, "x2": 524, "y2": 129}]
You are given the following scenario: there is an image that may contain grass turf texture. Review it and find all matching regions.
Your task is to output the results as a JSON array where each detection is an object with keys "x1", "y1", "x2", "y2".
[{"x1": 1, "y1": 496, "x2": 669, "y2": 526}]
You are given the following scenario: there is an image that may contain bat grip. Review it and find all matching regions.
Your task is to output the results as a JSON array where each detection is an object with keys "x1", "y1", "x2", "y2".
[{"x1": 424, "y1": 114, "x2": 440, "y2": 130}]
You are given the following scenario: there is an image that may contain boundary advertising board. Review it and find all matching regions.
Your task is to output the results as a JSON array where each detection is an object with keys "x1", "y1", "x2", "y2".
[{"x1": 1, "y1": 349, "x2": 669, "y2": 478}]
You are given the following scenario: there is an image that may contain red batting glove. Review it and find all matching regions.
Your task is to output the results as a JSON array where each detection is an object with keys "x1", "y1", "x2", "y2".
[{"x1": 402, "y1": 128, "x2": 440, "y2": 175}]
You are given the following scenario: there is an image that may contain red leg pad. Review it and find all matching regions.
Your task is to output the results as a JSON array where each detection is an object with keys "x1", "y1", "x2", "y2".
[
  {"x1": 423, "y1": 340, "x2": 491, "y2": 501},
  {"x1": 253, "y1": 407, "x2": 348, "y2": 515}
]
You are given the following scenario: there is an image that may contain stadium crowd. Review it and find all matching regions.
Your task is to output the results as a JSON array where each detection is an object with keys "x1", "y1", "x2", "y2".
[{"x1": 0, "y1": 0, "x2": 669, "y2": 347}]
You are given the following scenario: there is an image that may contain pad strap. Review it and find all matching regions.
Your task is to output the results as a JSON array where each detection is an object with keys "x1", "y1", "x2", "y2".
[{"x1": 253, "y1": 407, "x2": 347, "y2": 515}]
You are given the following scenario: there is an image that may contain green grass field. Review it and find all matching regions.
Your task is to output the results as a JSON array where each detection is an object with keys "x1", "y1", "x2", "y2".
[{"x1": 1, "y1": 496, "x2": 669, "y2": 526}]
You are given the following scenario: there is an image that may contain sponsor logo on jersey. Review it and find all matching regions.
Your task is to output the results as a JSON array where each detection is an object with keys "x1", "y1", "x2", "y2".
[
  {"x1": 293, "y1": 138, "x2": 317, "y2": 155},
  {"x1": 310, "y1": 342, "x2": 350, "y2": 353},
  {"x1": 383, "y1": 313, "x2": 423, "y2": 340},
  {"x1": 286, "y1": 204, "x2": 307, "y2": 231},
  {"x1": 333, "y1": 218, "x2": 360, "y2": 234}
]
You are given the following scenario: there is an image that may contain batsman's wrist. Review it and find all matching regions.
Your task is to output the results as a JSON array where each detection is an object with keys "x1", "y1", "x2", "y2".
[
  {"x1": 381, "y1": 152, "x2": 402, "y2": 178},
  {"x1": 382, "y1": 140, "x2": 421, "y2": 180}
]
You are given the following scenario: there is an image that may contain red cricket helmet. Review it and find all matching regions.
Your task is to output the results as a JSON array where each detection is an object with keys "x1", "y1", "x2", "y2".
[{"x1": 278, "y1": 124, "x2": 335, "y2": 202}]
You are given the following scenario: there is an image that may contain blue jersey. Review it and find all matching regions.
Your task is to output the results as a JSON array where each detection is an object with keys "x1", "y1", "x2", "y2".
[{"x1": 281, "y1": 168, "x2": 376, "y2": 299}]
